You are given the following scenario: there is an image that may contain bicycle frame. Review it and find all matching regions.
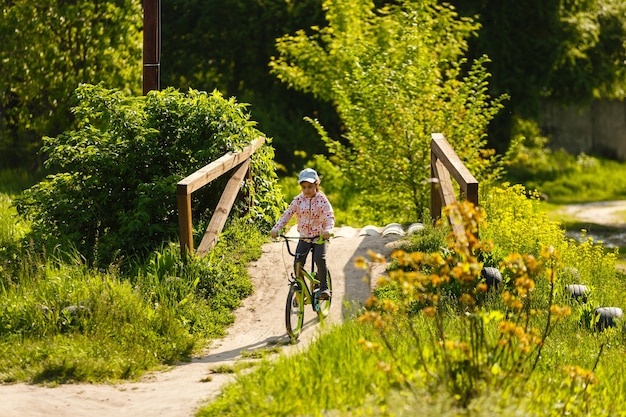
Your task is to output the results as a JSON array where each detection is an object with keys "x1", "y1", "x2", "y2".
[
  {"x1": 283, "y1": 236, "x2": 322, "y2": 308},
  {"x1": 280, "y1": 235, "x2": 332, "y2": 341},
  {"x1": 294, "y1": 263, "x2": 321, "y2": 310}
]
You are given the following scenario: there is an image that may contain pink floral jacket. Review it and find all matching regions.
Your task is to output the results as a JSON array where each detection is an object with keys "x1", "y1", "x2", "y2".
[{"x1": 271, "y1": 191, "x2": 335, "y2": 237}]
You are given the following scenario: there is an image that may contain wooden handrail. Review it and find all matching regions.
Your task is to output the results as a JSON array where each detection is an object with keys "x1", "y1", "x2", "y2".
[
  {"x1": 177, "y1": 137, "x2": 265, "y2": 257},
  {"x1": 430, "y1": 133, "x2": 479, "y2": 240}
]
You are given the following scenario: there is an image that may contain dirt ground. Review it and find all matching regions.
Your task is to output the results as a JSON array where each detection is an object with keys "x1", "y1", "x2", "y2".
[
  {"x1": 0, "y1": 225, "x2": 399, "y2": 417},
  {"x1": 550, "y1": 200, "x2": 626, "y2": 251},
  {"x1": 551, "y1": 200, "x2": 626, "y2": 227}
]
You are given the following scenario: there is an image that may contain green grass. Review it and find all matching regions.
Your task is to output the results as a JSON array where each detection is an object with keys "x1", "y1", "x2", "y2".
[
  {"x1": 0, "y1": 257, "x2": 196, "y2": 383},
  {"x1": 3, "y1": 151, "x2": 626, "y2": 414},
  {"x1": 507, "y1": 152, "x2": 626, "y2": 204},
  {"x1": 197, "y1": 183, "x2": 626, "y2": 417},
  {"x1": 0, "y1": 192, "x2": 264, "y2": 384},
  {"x1": 199, "y1": 320, "x2": 395, "y2": 417}
]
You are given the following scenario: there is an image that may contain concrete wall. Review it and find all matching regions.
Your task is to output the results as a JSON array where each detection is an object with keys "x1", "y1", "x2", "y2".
[{"x1": 541, "y1": 99, "x2": 626, "y2": 161}]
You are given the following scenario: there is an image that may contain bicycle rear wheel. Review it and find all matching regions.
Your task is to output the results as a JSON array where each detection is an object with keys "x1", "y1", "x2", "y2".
[
  {"x1": 285, "y1": 283, "x2": 305, "y2": 340},
  {"x1": 316, "y1": 272, "x2": 332, "y2": 319}
]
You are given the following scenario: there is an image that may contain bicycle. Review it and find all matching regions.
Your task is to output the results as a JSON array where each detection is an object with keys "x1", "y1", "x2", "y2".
[{"x1": 278, "y1": 234, "x2": 333, "y2": 341}]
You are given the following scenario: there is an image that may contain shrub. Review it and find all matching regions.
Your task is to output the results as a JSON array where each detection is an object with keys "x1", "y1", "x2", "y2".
[
  {"x1": 15, "y1": 84, "x2": 285, "y2": 266},
  {"x1": 271, "y1": 0, "x2": 506, "y2": 224},
  {"x1": 360, "y1": 201, "x2": 579, "y2": 406}
]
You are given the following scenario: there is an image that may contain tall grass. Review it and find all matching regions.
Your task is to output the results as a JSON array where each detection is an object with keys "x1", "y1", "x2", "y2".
[
  {"x1": 198, "y1": 184, "x2": 626, "y2": 416},
  {"x1": 0, "y1": 192, "x2": 264, "y2": 384},
  {"x1": 0, "y1": 249, "x2": 196, "y2": 383},
  {"x1": 0, "y1": 193, "x2": 29, "y2": 288},
  {"x1": 529, "y1": 156, "x2": 626, "y2": 203}
]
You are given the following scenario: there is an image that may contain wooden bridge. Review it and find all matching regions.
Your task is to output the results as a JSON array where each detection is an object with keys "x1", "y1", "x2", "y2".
[{"x1": 177, "y1": 133, "x2": 477, "y2": 256}]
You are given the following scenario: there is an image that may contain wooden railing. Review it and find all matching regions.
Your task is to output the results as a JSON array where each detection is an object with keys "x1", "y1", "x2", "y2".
[
  {"x1": 430, "y1": 133, "x2": 479, "y2": 240},
  {"x1": 177, "y1": 137, "x2": 265, "y2": 257}
]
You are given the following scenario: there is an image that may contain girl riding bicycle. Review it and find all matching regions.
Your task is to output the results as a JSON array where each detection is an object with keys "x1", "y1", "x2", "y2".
[{"x1": 270, "y1": 168, "x2": 335, "y2": 300}]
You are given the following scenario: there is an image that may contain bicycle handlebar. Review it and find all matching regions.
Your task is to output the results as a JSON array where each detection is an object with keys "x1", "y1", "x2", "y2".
[
  {"x1": 279, "y1": 234, "x2": 322, "y2": 240},
  {"x1": 277, "y1": 234, "x2": 327, "y2": 257}
]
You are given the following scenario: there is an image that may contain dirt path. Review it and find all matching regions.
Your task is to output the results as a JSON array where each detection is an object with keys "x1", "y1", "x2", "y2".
[
  {"x1": 0, "y1": 226, "x2": 398, "y2": 417},
  {"x1": 550, "y1": 200, "x2": 626, "y2": 250},
  {"x1": 551, "y1": 200, "x2": 626, "y2": 227}
]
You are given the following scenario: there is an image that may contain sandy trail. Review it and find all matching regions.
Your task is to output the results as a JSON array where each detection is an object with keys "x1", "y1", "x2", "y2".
[
  {"x1": 551, "y1": 200, "x2": 626, "y2": 227},
  {"x1": 0, "y1": 226, "x2": 398, "y2": 417},
  {"x1": 550, "y1": 200, "x2": 626, "y2": 250}
]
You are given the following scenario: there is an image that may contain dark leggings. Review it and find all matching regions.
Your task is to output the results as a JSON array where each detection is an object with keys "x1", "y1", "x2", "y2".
[{"x1": 295, "y1": 240, "x2": 328, "y2": 290}]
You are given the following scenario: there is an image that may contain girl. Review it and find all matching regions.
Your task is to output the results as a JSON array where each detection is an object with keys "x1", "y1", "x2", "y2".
[{"x1": 270, "y1": 168, "x2": 335, "y2": 299}]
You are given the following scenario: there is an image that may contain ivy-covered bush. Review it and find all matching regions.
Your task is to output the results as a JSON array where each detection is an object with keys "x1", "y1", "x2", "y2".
[{"x1": 16, "y1": 83, "x2": 285, "y2": 266}]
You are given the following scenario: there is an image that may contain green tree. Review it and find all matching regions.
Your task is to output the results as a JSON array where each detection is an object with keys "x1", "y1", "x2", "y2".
[
  {"x1": 0, "y1": 0, "x2": 143, "y2": 169},
  {"x1": 446, "y1": 0, "x2": 626, "y2": 151},
  {"x1": 160, "y1": 0, "x2": 340, "y2": 172},
  {"x1": 15, "y1": 84, "x2": 284, "y2": 266},
  {"x1": 270, "y1": 0, "x2": 504, "y2": 224}
]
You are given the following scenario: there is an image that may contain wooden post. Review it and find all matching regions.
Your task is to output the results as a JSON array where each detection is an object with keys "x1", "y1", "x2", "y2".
[
  {"x1": 177, "y1": 188, "x2": 193, "y2": 256},
  {"x1": 430, "y1": 133, "x2": 479, "y2": 242},
  {"x1": 143, "y1": 0, "x2": 160, "y2": 94},
  {"x1": 430, "y1": 147, "x2": 442, "y2": 222},
  {"x1": 176, "y1": 138, "x2": 265, "y2": 257}
]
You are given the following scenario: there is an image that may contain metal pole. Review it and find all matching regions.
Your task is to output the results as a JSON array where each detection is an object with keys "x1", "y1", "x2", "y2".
[{"x1": 143, "y1": 0, "x2": 160, "y2": 94}]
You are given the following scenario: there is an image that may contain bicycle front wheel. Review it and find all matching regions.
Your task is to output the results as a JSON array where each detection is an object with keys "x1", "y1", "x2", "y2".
[
  {"x1": 316, "y1": 272, "x2": 332, "y2": 319},
  {"x1": 285, "y1": 283, "x2": 305, "y2": 341}
]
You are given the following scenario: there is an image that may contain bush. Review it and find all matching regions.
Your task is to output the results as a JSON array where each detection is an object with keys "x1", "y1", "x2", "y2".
[
  {"x1": 271, "y1": 0, "x2": 505, "y2": 224},
  {"x1": 15, "y1": 84, "x2": 285, "y2": 266}
]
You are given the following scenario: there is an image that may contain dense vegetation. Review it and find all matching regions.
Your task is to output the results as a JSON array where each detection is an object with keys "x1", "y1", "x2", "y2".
[
  {"x1": 2, "y1": 0, "x2": 625, "y2": 172},
  {"x1": 199, "y1": 186, "x2": 626, "y2": 417},
  {"x1": 0, "y1": 0, "x2": 143, "y2": 168},
  {"x1": 1, "y1": 0, "x2": 625, "y2": 415},
  {"x1": 14, "y1": 84, "x2": 284, "y2": 267}
]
